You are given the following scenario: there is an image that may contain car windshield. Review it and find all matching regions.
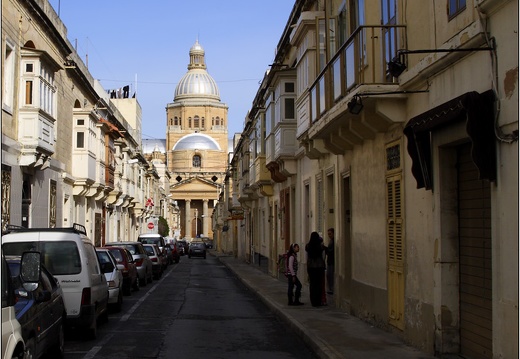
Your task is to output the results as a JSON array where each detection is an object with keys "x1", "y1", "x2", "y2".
[
  {"x1": 3, "y1": 241, "x2": 81, "y2": 275},
  {"x1": 139, "y1": 238, "x2": 161, "y2": 246}
]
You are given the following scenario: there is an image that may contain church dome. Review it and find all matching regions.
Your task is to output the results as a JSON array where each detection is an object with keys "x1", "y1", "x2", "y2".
[
  {"x1": 174, "y1": 41, "x2": 220, "y2": 102},
  {"x1": 172, "y1": 133, "x2": 221, "y2": 151}
]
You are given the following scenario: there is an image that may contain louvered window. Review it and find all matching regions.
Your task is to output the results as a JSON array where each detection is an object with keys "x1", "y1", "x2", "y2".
[{"x1": 386, "y1": 140, "x2": 405, "y2": 329}]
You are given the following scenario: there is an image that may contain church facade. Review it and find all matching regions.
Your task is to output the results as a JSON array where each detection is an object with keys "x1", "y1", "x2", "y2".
[{"x1": 160, "y1": 41, "x2": 229, "y2": 240}]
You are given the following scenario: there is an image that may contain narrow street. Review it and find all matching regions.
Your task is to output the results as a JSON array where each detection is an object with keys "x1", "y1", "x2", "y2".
[{"x1": 61, "y1": 254, "x2": 317, "y2": 359}]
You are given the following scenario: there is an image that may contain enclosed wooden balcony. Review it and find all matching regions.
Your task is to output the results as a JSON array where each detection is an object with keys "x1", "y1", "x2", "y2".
[{"x1": 301, "y1": 25, "x2": 408, "y2": 156}]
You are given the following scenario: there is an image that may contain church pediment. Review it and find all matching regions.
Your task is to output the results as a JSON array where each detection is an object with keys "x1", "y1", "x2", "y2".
[{"x1": 170, "y1": 177, "x2": 220, "y2": 198}]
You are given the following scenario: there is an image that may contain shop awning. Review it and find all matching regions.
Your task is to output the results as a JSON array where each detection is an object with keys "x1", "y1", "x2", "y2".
[{"x1": 403, "y1": 90, "x2": 496, "y2": 189}]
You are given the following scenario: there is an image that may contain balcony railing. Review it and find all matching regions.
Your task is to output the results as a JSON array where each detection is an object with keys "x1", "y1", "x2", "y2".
[{"x1": 309, "y1": 25, "x2": 406, "y2": 123}]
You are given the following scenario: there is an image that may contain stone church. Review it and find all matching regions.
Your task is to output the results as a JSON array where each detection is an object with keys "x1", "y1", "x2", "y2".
[{"x1": 143, "y1": 41, "x2": 229, "y2": 240}]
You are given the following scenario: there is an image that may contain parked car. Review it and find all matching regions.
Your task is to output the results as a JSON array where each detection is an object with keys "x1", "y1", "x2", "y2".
[
  {"x1": 104, "y1": 242, "x2": 153, "y2": 287},
  {"x1": 143, "y1": 244, "x2": 164, "y2": 279},
  {"x1": 175, "y1": 242, "x2": 185, "y2": 256},
  {"x1": 163, "y1": 244, "x2": 176, "y2": 264},
  {"x1": 177, "y1": 240, "x2": 188, "y2": 255},
  {"x1": 96, "y1": 249, "x2": 123, "y2": 312},
  {"x1": 105, "y1": 246, "x2": 139, "y2": 295},
  {"x1": 138, "y1": 234, "x2": 166, "y2": 254},
  {"x1": 166, "y1": 243, "x2": 180, "y2": 263},
  {"x1": 188, "y1": 241, "x2": 207, "y2": 259},
  {"x1": 202, "y1": 237, "x2": 214, "y2": 249},
  {"x1": 2, "y1": 224, "x2": 109, "y2": 339},
  {"x1": 2, "y1": 251, "x2": 27, "y2": 359},
  {"x1": 7, "y1": 254, "x2": 66, "y2": 359}
]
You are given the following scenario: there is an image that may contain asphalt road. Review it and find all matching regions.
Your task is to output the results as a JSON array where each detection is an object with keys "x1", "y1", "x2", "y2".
[{"x1": 60, "y1": 253, "x2": 317, "y2": 359}]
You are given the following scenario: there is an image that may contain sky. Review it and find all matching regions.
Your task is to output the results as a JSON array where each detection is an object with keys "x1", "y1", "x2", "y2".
[{"x1": 48, "y1": 0, "x2": 295, "y2": 141}]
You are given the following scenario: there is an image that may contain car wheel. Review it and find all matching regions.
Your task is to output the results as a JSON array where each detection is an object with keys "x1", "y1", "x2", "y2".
[
  {"x1": 24, "y1": 337, "x2": 36, "y2": 359},
  {"x1": 139, "y1": 273, "x2": 147, "y2": 287},
  {"x1": 86, "y1": 315, "x2": 97, "y2": 340},
  {"x1": 123, "y1": 282, "x2": 132, "y2": 296},
  {"x1": 100, "y1": 302, "x2": 109, "y2": 323},
  {"x1": 49, "y1": 319, "x2": 65, "y2": 358},
  {"x1": 114, "y1": 290, "x2": 123, "y2": 312}
]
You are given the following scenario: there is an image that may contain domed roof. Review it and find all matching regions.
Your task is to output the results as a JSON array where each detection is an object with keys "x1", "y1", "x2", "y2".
[
  {"x1": 174, "y1": 41, "x2": 220, "y2": 102},
  {"x1": 172, "y1": 133, "x2": 221, "y2": 151},
  {"x1": 142, "y1": 139, "x2": 166, "y2": 154}
]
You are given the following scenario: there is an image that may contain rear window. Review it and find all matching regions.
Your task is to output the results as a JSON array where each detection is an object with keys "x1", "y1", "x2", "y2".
[
  {"x1": 121, "y1": 244, "x2": 138, "y2": 255},
  {"x1": 3, "y1": 241, "x2": 81, "y2": 275},
  {"x1": 96, "y1": 251, "x2": 111, "y2": 265},
  {"x1": 143, "y1": 245, "x2": 155, "y2": 256},
  {"x1": 108, "y1": 249, "x2": 124, "y2": 263}
]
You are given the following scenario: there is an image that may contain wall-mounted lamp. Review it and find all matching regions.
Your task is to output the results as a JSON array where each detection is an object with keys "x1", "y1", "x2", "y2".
[
  {"x1": 388, "y1": 44, "x2": 495, "y2": 78},
  {"x1": 347, "y1": 96, "x2": 363, "y2": 115}
]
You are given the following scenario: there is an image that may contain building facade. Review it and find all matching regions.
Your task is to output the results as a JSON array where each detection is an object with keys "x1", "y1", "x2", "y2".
[
  {"x1": 220, "y1": 0, "x2": 518, "y2": 358},
  {"x1": 1, "y1": 0, "x2": 169, "y2": 244}
]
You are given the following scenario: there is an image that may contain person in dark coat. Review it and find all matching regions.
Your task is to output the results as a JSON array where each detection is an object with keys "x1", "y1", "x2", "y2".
[
  {"x1": 326, "y1": 228, "x2": 335, "y2": 295},
  {"x1": 305, "y1": 232, "x2": 326, "y2": 307}
]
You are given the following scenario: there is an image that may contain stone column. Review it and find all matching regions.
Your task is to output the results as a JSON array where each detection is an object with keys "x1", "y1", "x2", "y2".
[
  {"x1": 185, "y1": 199, "x2": 191, "y2": 239},
  {"x1": 202, "y1": 199, "x2": 209, "y2": 236}
]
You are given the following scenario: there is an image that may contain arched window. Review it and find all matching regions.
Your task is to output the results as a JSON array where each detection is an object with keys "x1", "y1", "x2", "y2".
[
  {"x1": 201, "y1": 117, "x2": 205, "y2": 129},
  {"x1": 192, "y1": 155, "x2": 201, "y2": 168},
  {"x1": 188, "y1": 117, "x2": 192, "y2": 128},
  {"x1": 194, "y1": 116, "x2": 200, "y2": 128}
]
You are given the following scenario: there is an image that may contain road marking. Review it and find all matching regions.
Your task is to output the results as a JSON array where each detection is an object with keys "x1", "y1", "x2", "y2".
[
  {"x1": 83, "y1": 333, "x2": 113, "y2": 359},
  {"x1": 81, "y1": 266, "x2": 174, "y2": 358},
  {"x1": 120, "y1": 268, "x2": 172, "y2": 322}
]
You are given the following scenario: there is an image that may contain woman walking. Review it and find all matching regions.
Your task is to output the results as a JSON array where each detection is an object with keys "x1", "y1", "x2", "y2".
[
  {"x1": 287, "y1": 243, "x2": 304, "y2": 306},
  {"x1": 306, "y1": 232, "x2": 326, "y2": 307}
]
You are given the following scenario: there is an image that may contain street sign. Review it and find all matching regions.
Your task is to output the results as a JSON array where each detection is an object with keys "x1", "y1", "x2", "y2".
[{"x1": 147, "y1": 222, "x2": 154, "y2": 230}]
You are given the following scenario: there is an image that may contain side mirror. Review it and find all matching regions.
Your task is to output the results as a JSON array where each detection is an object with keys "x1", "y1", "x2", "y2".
[
  {"x1": 116, "y1": 264, "x2": 125, "y2": 271},
  {"x1": 20, "y1": 251, "x2": 41, "y2": 283},
  {"x1": 20, "y1": 251, "x2": 41, "y2": 292}
]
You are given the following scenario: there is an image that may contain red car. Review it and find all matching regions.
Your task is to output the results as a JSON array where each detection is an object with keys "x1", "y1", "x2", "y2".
[{"x1": 104, "y1": 246, "x2": 139, "y2": 295}]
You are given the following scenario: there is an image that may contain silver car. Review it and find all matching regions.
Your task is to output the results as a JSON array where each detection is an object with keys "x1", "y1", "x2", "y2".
[
  {"x1": 105, "y1": 242, "x2": 153, "y2": 286},
  {"x1": 96, "y1": 248, "x2": 124, "y2": 312}
]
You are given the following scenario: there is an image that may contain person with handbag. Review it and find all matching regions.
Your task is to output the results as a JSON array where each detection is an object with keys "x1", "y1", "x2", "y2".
[{"x1": 287, "y1": 243, "x2": 304, "y2": 306}]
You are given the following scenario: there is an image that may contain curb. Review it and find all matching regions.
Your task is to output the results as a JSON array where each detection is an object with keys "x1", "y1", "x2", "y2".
[{"x1": 217, "y1": 255, "x2": 343, "y2": 359}]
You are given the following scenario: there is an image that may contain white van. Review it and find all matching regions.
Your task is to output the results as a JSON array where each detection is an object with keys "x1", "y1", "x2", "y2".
[{"x1": 2, "y1": 224, "x2": 109, "y2": 339}]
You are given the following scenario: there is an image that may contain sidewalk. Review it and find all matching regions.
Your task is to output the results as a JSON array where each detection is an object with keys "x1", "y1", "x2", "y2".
[{"x1": 214, "y1": 252, "x2": 436, "y2": 359}]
